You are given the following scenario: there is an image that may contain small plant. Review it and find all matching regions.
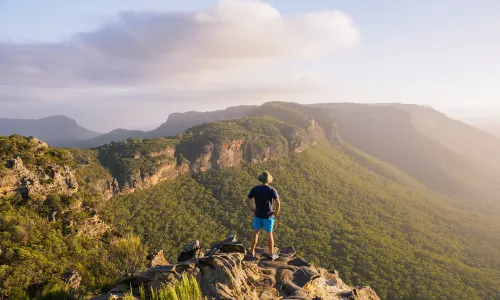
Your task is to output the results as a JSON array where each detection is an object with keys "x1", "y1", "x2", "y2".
[
  {"x1": 122, "y1": 284, "x2": 136, "y2": 300},
  {"x1": 149, "y1": 274, "x2": 205, "y2": 300},
  {"x1": 139, "y1": 284, "x2": 146, "y2": 300}
]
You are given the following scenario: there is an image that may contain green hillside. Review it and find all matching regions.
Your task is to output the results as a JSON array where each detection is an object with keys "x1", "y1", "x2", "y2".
[
  {"x1": 103, "y1": 140, "x2": 500, "y2": 300},
  {"x1": 0, "y1": 136, "x2": 130, "y2": 299},
  {"x1": 313, "y1": 103, "x2": 500, "y2": 212},
  {"x1": 2, "y1": 103, "x2": 500, "y2": 299}
]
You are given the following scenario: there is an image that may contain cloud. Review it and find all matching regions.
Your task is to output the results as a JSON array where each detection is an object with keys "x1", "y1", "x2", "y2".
[
  {"x1": 0, "y1": 0, "x2": 359, "y2": 88},
  {"x1": 0, "y1": 0, "x2": 359, "y2": 130}
]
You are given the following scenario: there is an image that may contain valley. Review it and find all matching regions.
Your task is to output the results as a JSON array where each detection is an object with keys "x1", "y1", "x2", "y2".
[{"x1": 1, "y1": 102, "x2": 500, "y2": 299}]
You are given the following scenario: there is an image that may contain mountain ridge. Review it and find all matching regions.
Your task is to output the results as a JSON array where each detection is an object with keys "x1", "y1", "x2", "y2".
[
  {"x1": 76, "y1": 105, "x2": 256, "y2": 148},
  {"x1": 3, "y1": 102, "x2": 500, "y2": 207},
  {"x1": 477, "y1": 122, "x2": 500, "y2": 139},
  {"x1": 2, "y1": 102, "x2": 500, "y2": 299},
  {"x1": 0, "y1": 115, "x2": 100, "y2": 147}
]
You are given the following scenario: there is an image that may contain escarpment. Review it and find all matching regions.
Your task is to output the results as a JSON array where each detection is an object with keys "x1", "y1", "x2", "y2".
[
  {"x1": 0, "y1": 137, "x2": 79, "y2": 198},
  {"x1": 95, "y1": 236, "x2": 380, "y2": 300},
  {"x1": 1, "y1": 104, "x2": 338, "y2": 197},
  {"x1": 0, "y1": 136, "x2": 117, "y2": 200},
  {"x1": 100, "y1": 116, "x2": 326, "y2": 193},
  {"x1": 0, "y1": 156, "x2": 78, "y2": 198}
]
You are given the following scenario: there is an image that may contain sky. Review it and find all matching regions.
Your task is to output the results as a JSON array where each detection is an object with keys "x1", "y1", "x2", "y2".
[{"x1": 0, "y1": 0, "x2": 499, "y2": 132}]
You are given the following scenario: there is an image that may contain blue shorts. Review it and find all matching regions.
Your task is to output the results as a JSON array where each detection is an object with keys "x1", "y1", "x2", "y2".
[{"x1": 253, "y1": 216, "x2": 275, "y2": 233}]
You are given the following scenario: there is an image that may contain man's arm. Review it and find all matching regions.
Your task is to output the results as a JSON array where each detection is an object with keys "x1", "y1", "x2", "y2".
[
  {"x1": 274, "y1": 197, "x2": 281, "y2": 215},
  {"x1": 246, "y1": 197, "x2": 255, "y2": 213}
]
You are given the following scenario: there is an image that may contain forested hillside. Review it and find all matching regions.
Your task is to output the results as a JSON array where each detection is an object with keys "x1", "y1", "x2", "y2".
[
  {"x1": 1, "y1": 102, "x2": 500, "y2": 299},
  {"x1": 103, "y1": 141, "x2": 500, "y2": 300},
  {"x1": 314, "y1": 103, "x2": 500, "y2": 211},
  {"x1": 0, "y1": 136, "x2": 134, "y2": 299}
]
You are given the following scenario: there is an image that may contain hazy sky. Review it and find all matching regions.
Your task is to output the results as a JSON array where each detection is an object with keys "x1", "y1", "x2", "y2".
[{"x1": 1, "y1": 0, "x2": 499, "y2": 132}]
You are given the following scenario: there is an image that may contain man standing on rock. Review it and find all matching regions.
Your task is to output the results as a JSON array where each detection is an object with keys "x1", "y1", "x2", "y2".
[{"x1": 246, "y1": 171, "x2": 281, "y2": 260}]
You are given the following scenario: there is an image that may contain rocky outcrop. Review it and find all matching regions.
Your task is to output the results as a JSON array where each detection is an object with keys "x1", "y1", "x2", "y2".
[
  {"x1": 177, "y1": 240, "x2": 204, "y2": 262},
  {"x1": 0, "y1": 156, "x2": 78, "y2": 198},
  {"x1": 62, "y1": 270, "x2": 82, "y2": 290},
  {"x1": 119, "y1": 146, "x2": 185, "y2": 193},
  {"x1": 115, "y1": 118, "x2": 325, "y2": 191},
  {"x1": 188, "y1": 121, "x2": 324, "y2": 175},
  {"x1": 147, "y1": 250, "x2": 169, "y2": 268},
  {"x1": 76, "y1": 214, "x2": 111, "y2": 237},
  {"x1": 284, "y1": 120, "x2": 325, "y2": 153},
  {"x1": 95, "y1": 237, "x2": 379, "y2": 300},
  {"x1": 124, "y1": 162, "x2": 180, "y2": 193}
]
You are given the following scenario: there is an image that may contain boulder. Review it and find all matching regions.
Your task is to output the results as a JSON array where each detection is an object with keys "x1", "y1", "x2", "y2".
[
  {"x1": 211, "y1": 234, "x2": 246, "y2": 254},
  {"x1": 147, "y1": 250, "x2": 169, "y2": 268},
  {"x1": 177, "y1": 240, "x2": 204, "y2": 262}
]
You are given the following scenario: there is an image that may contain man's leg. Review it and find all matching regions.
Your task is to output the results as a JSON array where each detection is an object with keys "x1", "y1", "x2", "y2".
[
  {"x1": 250, "y1": 229, "x2": 260, "y2": 255},
  {"x1": 263, "y1": 217, "x2": 276, "y2": 257},
  {"x1": 266, "y1": 232, "x2": 274, "y2": 256}
]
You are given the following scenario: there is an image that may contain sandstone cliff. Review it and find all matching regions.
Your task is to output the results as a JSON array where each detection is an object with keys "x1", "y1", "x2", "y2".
[
  {"x1": 0, "y1": 138, "x2": 79, "y2": 198},
  {"x1": 0, "y1": 136, "x2": 117, "y2": 200},
  {"x1": 0, "y1": 156, "x2": 78, "y2": 198},
  {"x1": 96, "y1": 237, "x2": 380, "y2": 300},
  {"x1": 183, "y1": 118, "x2": 324, "y2": 175},
  {"x1": 0, "y1": 136, "x2": 116, "y2": 238},
  {"x1": 1, "y1": 107, "x2": 328, "y2": 197},
  {"x1": 106, "y1": 116, "x2": 325, "y2": 193},
  {"x1": 120, "y1": 146, "x2": 182, "y2": 193}
]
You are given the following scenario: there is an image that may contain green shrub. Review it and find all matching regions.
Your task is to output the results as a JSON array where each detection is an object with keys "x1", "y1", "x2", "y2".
[
  {"x1": 150, "y1": 274, "x2": 204, "y2": 300},
  {"x1": 108, "y1": 235, "x2": 148, "y2": 277}
]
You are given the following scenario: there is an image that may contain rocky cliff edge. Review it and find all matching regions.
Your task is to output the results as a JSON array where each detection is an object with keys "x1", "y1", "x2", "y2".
[{"x1": 96, "y1": 236, "x2": 379, "y2": 300}]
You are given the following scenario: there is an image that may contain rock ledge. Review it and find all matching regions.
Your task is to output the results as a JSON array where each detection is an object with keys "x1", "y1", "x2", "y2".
[{"x1": 95, "y1": 237, "x2": 379, "y2": 300}]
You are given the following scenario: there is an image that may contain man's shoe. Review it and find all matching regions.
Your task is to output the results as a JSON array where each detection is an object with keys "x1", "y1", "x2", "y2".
[
  {"x1": 245, "y1": 252, "x2": 256, "y2": 260},
  {"x1": 266, "y1": 253, "x2": 279, "y2": 261}
]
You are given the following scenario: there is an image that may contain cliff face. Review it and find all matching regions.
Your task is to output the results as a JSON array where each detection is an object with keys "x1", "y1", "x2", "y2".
[
  {"x1": 186, "y1": 119, "x2": 323, "y2": 174},
  {"x1": 109, "y1": 116, "x2": 325, "y2": 193},
  {"x1": 96, "y1": 237, "x2": 380, "y2": 300},
  {"x1": 0, "y1": 156, "x2": 78, "y2": 198},
  {"x1": 0, "y1": 138, "x2": 79, "y2": 198},
  {"x1": 120, "y1": 146, "x2": 182, "y2": 193},
  {"x1": 1, "y1": 105, "x2": 327, "y2": 197},
  {"x1": 188, "y1": 138, "x2": 289, "y2": 174}
]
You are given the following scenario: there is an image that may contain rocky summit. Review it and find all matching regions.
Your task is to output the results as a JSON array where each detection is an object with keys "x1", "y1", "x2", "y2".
[{"x1": 95, "y1": 236, "x2": 379, "y2": 300}]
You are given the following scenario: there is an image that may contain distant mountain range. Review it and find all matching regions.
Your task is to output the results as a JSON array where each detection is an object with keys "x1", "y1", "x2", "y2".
[
  {"x1": 477, "y1": 123, "x2": 500, "y2": 138},
  {"x1": 2, "y1": 101, "x2": 500, "y2": 299},
  {"x1": 2, "y1": 106, "x2": 499, "y2": 173},
  {"x1": 0, "y1": 115, "x2": 100, "y2": 146},
  {"x1": 312, "y1": 103, "x2": 500, "y2": 206},
  {"x1": 79, "y1": 105, "x2": 254, "y2": 148},
  {"x1": 0, "y1": 106, "x2": 255, "y2": 148}
]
